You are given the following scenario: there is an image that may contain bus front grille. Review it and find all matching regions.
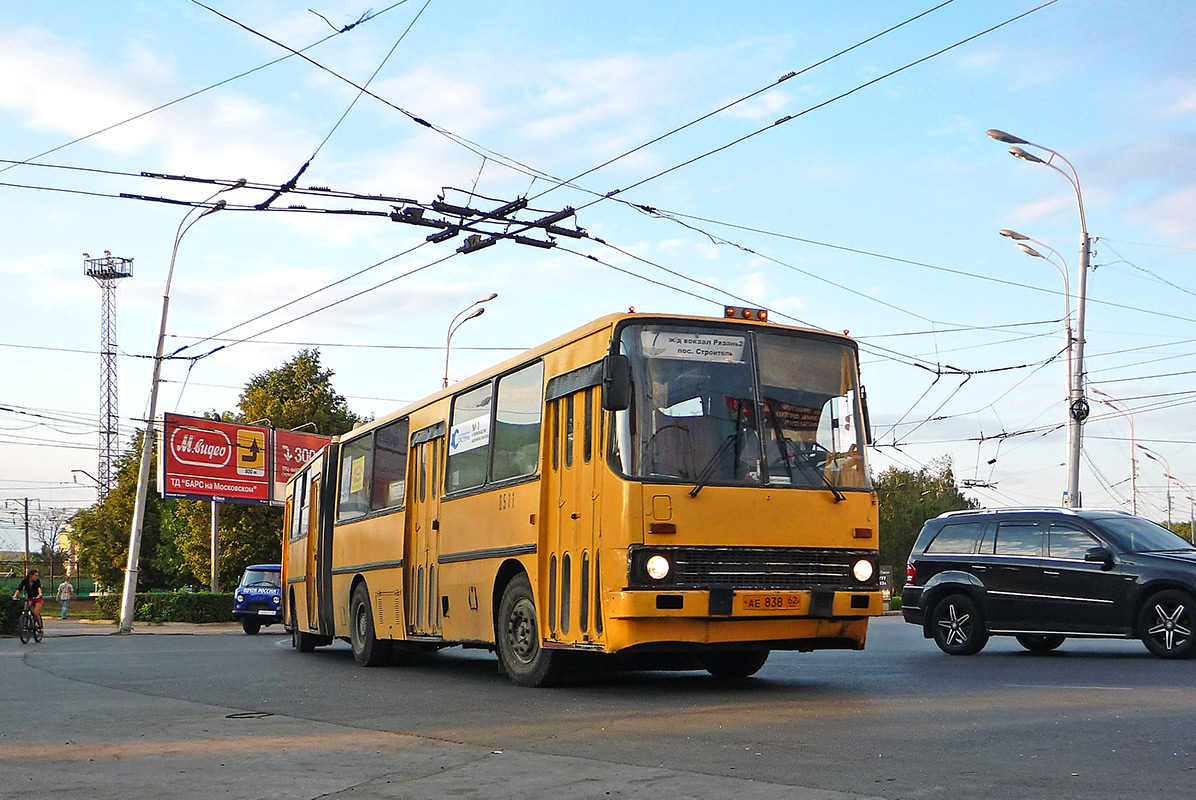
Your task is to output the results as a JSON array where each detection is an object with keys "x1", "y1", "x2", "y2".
[{"x1": 631, "y1": 546, "x2": 873, "y2": 591}]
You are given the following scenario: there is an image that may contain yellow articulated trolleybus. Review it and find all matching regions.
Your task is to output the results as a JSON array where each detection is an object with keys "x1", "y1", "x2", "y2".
[{"x1": 282, "y1": 309, "x2": 883, "y2": 686}]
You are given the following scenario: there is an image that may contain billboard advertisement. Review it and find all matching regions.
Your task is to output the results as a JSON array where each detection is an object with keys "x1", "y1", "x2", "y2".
[
  {"x1": 160, "y1": 414, "x2": 332, "y2": 506},
  {"x1": 160, "y1": 414, "x2": 272, "y2": 505},
  {"x1": 272, "y1": 429, "x2": 333, "y2": 503}
]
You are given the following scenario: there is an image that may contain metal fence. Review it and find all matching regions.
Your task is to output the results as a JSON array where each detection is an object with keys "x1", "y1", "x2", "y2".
[{"x1": 0, "y1": 559, "x2": 100, "y2": 597}]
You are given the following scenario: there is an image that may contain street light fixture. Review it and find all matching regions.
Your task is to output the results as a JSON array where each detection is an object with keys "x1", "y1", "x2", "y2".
[
  {"x1": 999, "y1": 228, "x2": 1073, "y2": 388},
  {"x1": 1164, "y1": 475, "x2": 1194, "y2": 542},
  {"x1": 119, "y1": 184, "x2": 240, "y2": 634},
  {"x1": 989, "y1": 129, "x2": 1091, "y2": 508},
  {"x1": 443, "y1": 293, "x2": 497, "y2": 389}
]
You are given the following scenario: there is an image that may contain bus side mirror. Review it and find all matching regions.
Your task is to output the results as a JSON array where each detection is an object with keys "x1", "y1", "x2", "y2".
[
  {"x1": 601, "y1": 354, "x2": 631, "y2": 411},
  {"x1": 860, "y1": 385, "x2": 874, "y2": 445}
]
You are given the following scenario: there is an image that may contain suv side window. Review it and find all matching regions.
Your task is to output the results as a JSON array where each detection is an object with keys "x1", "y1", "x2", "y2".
[
  {"x1": 1048, "y1": 524, "x2": 1100, "y2": 559},
  {"x1": 925, "y1": 521, "x2": 984, "y2": 555},
  {"x1": 994, "y1": 522, "x2": 1043, "y2": 556}
]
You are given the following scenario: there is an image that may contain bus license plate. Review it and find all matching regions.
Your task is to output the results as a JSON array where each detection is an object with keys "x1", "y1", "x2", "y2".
[
  {"x1": 257, "y1": 610, "x2": 276, "y2": 616},
  {"x1": 741, "y1": 593, "x2": 803, "y2": 612}
]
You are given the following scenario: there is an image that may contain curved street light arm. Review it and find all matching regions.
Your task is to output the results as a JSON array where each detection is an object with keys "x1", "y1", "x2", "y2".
[{"x1": 119, "y1": 184, "x2": 237, "y2": 634}]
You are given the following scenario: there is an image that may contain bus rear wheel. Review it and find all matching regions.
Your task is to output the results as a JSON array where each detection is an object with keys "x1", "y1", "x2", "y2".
[
  {"x1": 291, "y1": 598, "x2": 316, "y2": 653},
  {"x1": 497, "y1": 574, "x2": 567, "y2": 687},
  {"x1": 350, "y1": 583, "x2": 390, "y2": 667}
]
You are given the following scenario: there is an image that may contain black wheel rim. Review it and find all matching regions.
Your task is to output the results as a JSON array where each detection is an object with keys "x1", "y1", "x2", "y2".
[
  {"x1": 506, "y1": 597, "x2": 538, "y2": 665},
  {"x1": 353, "y1": 602, "x2": 369, "y2": 650},
  {"x1": 1147, "y1": 598, "x2": 1192, "y2": 652}
]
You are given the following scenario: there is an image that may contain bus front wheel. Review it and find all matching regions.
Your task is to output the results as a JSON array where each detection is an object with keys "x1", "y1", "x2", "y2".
[
  {"x1": 701, "y1": 649, "x2": 770, "y2": 679},
  {"x1": 497, "y1": 574, "x2": 567, "y2": 687}
]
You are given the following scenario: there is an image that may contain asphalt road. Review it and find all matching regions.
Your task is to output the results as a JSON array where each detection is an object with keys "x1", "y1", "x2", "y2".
[{"x1": 2, "y1": 616, "x2": 1193, "y2": 800}]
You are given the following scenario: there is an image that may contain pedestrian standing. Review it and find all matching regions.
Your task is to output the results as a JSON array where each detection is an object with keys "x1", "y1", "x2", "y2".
[{"x1": 57, "y1": 576, "x2": 75, "y2": 619}]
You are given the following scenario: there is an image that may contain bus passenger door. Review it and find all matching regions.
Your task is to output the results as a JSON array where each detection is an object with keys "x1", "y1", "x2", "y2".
[
  {"x1": 407, "y1": 430, "x2": 444, "y2": 637},
  {"x1": 305, "y1": 473, "x2": 322, "y2": 631},
  {"x1": 548, "y1": 387, "x2": 602, "y2": 643}
]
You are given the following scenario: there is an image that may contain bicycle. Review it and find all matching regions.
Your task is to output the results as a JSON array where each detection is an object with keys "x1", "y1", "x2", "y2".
[{"x1": 18, "y1": 600, "x2": 43, "y2": 644}]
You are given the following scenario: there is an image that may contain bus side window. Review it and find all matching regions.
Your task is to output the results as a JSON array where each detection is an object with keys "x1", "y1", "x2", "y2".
[{"x1": 447, "y1": 382, "x2": 493, "y2": 492}]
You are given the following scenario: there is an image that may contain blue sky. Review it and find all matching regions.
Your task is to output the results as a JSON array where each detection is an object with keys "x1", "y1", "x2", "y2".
[{"x1": 3, "y1": 0, "x2": 1196, "y2": 550}]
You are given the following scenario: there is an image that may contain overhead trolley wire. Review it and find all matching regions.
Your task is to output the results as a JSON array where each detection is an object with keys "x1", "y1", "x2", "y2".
[
  {"x1": 0, "y1": 1, "x2": 412, "y2": 176},
  {"x1": 526, "y1": 0, "x2": 962, "y2": 205},
  {"x1": 569, "y1": 0, "x2": 1060, "y2": 214}
]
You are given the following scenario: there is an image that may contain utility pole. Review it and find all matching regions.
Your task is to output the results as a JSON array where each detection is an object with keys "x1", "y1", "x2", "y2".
[
  {"x1": 4, "y1": 498, "x2": 33, "y2": 573},
  {"x1": 84, "y1": 252, "x2": 134, "y2": 497}
]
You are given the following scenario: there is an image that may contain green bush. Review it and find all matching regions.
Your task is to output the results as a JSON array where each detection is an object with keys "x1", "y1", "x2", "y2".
[
  {"x1": 94, "y1": 592, "x2": 234, "y2": 623},
  {"x1": 0, "y1": 596, "x2": 21, "y2": 635},
  {"x1": 888, "y1": 595, "x2": 902, "y2": 611}
]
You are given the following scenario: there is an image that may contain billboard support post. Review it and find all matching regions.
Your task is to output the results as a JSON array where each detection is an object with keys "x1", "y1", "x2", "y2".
[{"x1": 211, "y1": 500, "x2": 220, "y2": 593}]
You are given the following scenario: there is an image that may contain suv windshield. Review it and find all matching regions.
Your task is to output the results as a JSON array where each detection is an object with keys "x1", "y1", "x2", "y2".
[
  {"x1": 612, "y1": 323, "x2": 869, "y2": 491},
  {"x1": 240, "y1": 569, "x2": 281, "y2": 588},
  {"x1": 1091, "y1": 516, "x2": 1196, "y2": 553}
]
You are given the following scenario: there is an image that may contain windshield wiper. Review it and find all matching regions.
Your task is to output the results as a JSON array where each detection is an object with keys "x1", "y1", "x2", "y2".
[
  {"x1": 816, "y1": 464, "x2": 847, "y2": 503},
  {"x1": 688, "y1": 428, "x2": 741, "y2": 495}
]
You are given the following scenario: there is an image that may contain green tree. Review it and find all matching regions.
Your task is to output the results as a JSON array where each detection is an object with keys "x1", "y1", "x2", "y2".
[
  {"x1": 237, "y1": 349, "x2": 364, "y2": 434},
  {"x1": 875, "y1": 457, "x2": 977, "y2": 587},
  {"x1": 174, "y1": 349, "x2": 366, "y2": 588},
  {"x1": 71, "y1": 349, "x2": 365, "y2": 591},
  {"x1": 70, "y1": 432, "x2": 178, "y2": 590}
]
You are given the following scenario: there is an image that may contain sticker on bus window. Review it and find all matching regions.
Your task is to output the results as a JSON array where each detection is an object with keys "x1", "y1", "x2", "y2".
[
  {"x1": 449, "y1": 415, "x2": 491, "y2": 455},
  {"x1": 641, "y1": 331, "x2": 745, "y2": 363},
  {"x1": 350, "y1": 456, "x2": 366, "y2": 493}
]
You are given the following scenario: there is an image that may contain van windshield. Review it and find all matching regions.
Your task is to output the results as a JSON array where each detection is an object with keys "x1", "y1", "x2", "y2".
[{"x1": 240, "y1": 569, "x2": 281, "y2": 588}]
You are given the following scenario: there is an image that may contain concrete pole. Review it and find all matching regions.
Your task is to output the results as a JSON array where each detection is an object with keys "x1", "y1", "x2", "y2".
[
  {"x1": 120, "y1": 194, "x2": 228, "y2": 634},
  {"x1": 1066, "y1": 232, "x2": 1090, "y2": 508}
]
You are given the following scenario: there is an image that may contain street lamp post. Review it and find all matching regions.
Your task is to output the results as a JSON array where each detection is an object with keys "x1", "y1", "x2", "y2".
[
  {"x1": 119, "y1": 186, "x2": 237, "y2": 634},
  {"x1": 989, "y1": 129, "x2": 1091, "y2": 508},
  {"x1": 1164, "y1": 475, "x2": 1195, "y2": 542},
  {"x1": 999, "y1": 229, "x2": 1073, "y2": 392},
  {"x1": 1090, "y1": 388, "x2": 1136, "y2": 515},
  {"x1": 1137, "y1": 444, "x2": 1172, "y2": 528},
  {"x1": 442, "y1": 293, "x2": 497, "y2": 389}
]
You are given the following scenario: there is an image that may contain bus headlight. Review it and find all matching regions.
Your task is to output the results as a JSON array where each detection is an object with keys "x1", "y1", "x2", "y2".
[
  {"x1": 645, "y1": 554, "x2": 671, "y2": 581},
  {"x1": 852, "y1": 559, "x2": 874, "y2": 583},
  {"x1": 271, "y1": 595, "x2": 281, "y2": 605},
  {"x1": 235, "y1": 594, "x2": 245, "y2": 604}
]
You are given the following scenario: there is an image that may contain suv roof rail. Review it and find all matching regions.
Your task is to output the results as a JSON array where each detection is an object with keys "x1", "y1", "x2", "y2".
[
  {"x1": 937, "y1": 506, "x2": 1074, "y2": 518},
  {"x1": 936, "y1": 506, "x2": 1136, "y2": 519}
]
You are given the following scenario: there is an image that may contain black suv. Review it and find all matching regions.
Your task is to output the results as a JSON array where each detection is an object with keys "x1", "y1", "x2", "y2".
[{"x1": 901, "y1": 507, "x2": 1196, "y2": 659}]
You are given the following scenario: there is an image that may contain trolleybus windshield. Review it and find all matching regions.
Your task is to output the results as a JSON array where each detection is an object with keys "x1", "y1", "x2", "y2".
[{"x1": 615, "y1": 323, "x2": 869, "y2": 491}]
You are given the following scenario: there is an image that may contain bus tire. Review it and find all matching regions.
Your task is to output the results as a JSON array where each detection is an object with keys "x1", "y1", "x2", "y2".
[
  {"x1": 291, "y1": 598, "x2": 316, "y2": 653},
  {"x1": 701, "y1": 649, "x2": 770, "y2": 679},
  {"x1": 242, "y1": 618, "x2": 262, "y2": 635},
  {"x1": 497, "y1": 573, "x2": 567, "y2": 687},
  {"x1": 350, "y1": 583, "x2": 390, "y2": 667}
]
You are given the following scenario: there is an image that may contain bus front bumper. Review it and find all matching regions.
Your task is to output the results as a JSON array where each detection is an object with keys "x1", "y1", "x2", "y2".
[{"x1": 598, "y1": 588, "x2": 883, "y2": 654}]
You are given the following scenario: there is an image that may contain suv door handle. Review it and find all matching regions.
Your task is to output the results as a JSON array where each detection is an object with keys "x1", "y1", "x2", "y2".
[
  {"x1": 1043, "y1": 570, "x2": 1061, "y2": 576},
  {"x1": 970, "y1": 565, "x2": 987, "y2": 571}
]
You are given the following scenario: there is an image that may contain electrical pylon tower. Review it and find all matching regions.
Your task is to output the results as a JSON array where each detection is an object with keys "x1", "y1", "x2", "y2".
[{"x1": 84, "y1": 251, "x2": 134, "y2": 497}]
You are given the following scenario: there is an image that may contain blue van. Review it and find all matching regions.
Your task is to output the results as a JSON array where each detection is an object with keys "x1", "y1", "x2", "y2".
[{"x1": 232, "y1": 564, "x2": 283, "y2": 635}]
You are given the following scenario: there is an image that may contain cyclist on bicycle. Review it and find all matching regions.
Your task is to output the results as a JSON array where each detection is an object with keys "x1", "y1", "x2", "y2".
[{"x1": 12, "y1": 569, "x2": 43, "y2": 630}]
